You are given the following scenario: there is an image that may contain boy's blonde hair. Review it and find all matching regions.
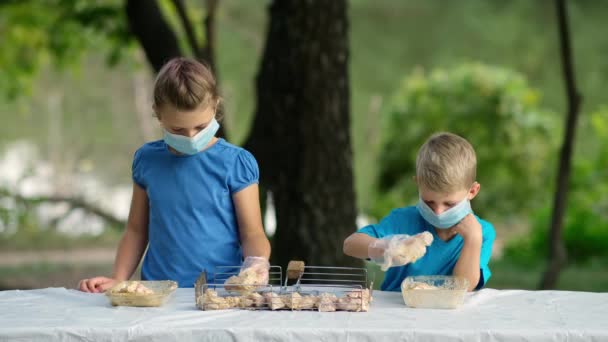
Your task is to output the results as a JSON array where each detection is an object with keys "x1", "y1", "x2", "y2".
[
  {"x1": 153, "y1": 57, "x2": 220, "y2": 113},
  {"x1": 416, "y1": 132, "x2": 477, "y2": 193}
]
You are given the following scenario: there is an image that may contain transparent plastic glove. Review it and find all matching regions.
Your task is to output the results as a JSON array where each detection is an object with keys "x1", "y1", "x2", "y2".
[
  {"x1": 241, "y1": 256, "x2": 270, "y2": 285},
  {"x1": 369, "y1": 232, "x2": 434, "y2": 271}
]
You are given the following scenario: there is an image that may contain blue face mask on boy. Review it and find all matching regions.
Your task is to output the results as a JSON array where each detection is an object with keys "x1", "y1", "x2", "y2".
[
  {"x1": 163, "y1": 118, "x2": 220, "y2": 155},
  {"x1": 416, "y1": 196, "x2": 473, "y2": 229}
]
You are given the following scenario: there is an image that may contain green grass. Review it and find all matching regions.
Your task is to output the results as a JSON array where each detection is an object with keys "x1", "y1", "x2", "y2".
[
  {"x1": 0, "y1": 227, "x2": 122, "y2": 251},
  {"x1": 0, "y1": 263, "x2": 114, "y2": 290},
  {"x1": 489, "y1": 258, "x2": 608, "y2": 292}
]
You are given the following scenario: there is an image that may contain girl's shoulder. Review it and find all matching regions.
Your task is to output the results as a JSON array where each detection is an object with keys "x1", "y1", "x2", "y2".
[
  {"x1": 214, "y1": 138, "x2": 249, "y2": 154},
  {"x1": 213, "y1": 139, "x2": 258, "y2": 163},
  {"x1": 132, "y1": 140, "x2": 166, "y2": 165},
  {"x1": 135, "y1": 140, "x2": 166, "y2": 156}
]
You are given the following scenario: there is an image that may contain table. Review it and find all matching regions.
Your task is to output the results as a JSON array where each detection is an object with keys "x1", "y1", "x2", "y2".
[{"x1": 1, "y1": 287, "x2": 606, "y2": 341}]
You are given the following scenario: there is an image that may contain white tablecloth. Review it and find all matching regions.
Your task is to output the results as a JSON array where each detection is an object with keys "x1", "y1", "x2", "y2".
[{"x1": 0, "y1": 287, "x2": 606, "y2": 341}]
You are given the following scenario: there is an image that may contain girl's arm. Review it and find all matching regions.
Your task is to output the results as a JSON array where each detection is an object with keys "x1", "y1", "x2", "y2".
[
  {"x1": 78, "y1": 183, "x2": 149, "y2": 292},
  {"x1": 111, "y1": 183, "x2": 150, "y2": 281},
  {"x1": 233, "y1": 184, "x2": 271, "y2": 259}
]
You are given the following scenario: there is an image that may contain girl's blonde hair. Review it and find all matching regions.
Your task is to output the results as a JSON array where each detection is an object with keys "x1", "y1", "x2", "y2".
[
  {"x1": 153, "y1": 57, "x2": 220, "y2": 114},
  {"x1": 416, "y1": 132, "x2": 477, "y2": 192}
]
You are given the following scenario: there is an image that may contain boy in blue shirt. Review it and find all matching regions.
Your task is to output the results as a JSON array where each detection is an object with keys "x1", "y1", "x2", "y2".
[{"x1": 344, "y1": 132, "x2": 495, "y2": 291}]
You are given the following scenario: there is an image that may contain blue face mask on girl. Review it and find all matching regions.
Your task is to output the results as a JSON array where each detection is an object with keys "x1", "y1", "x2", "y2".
[
  {"x1": 163, "y1": 118, "x2": 220, "y2": 155},
  {"x1": 416, "y1": 196, "x2": 473, "y2": 229}
]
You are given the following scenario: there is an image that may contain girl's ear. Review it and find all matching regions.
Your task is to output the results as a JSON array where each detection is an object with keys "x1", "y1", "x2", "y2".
[
  {"x1": 152, "y1": 104, "x2": 161, "y2": 120},
  {"x1": 468, "y1": 182, "x2": 481, "y2": 200}
]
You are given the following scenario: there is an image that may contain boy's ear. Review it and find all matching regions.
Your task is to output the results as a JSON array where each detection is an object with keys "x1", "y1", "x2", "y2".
[{"x1": 468, "y1": 182, "x2": 481, "y2": 200}]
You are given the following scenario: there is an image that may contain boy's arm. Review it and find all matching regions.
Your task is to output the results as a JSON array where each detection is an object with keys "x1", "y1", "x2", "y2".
[
  {"x1": 233, "y1": 184, "x2": 271, "y2": 259},
  {"x1": 343, "y1": 233, "x2": 381, "y2": 259},
  {"x1": 344, "y1": 209, "x2": 410, "y2": 261},
  {"x1": 452, "y1": 214, "x2": 483, "y2": 291}
]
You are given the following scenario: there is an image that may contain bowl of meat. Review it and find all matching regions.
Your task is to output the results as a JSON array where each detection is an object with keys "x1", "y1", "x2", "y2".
[
  {"x1": 106, "y1": 280, "x2": 177, "y2": 307},
  {"x1": 401, "y1": 275, "x2": 469, "y2": 309}
]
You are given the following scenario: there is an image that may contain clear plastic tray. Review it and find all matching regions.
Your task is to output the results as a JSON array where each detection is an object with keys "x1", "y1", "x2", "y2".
[
  {"x1": 106, "y1": 280, "x2": 177, "y2": 307},
  {"x1": 401, "y1": 276, "x2": 469, "y2": 309}
]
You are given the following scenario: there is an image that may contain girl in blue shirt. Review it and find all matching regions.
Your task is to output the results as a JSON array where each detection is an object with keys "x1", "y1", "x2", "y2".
[{"x1": 79, "y1": 58, "x2": 271, "y2": 290}]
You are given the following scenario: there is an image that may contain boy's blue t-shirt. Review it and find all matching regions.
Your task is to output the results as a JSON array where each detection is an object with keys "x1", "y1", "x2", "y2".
[
  {"x1": 132, "y1": 138, "x2": 259, "y2": 287},
  {"x1": 358, "y1": 206, "x2": 495, "y2": 292}
]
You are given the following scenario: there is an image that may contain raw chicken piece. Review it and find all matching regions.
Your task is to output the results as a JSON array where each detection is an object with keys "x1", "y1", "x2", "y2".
[
  {"x1": 281, "y1": 292, "x2": 302, "y2": 310},
  {"x1": 263, "y1": 292, "x2": 286, "y2": 310},
  {"x1": 201, "y1": 290, "x2": 229, "y2": 310},
  {"x1": 201, "y1": 289, "x2": 240, "y2": 310},
  {"x1": 298, "y1": 295, "x2": 318, "y2": 310},
  {"x1": 336, "y1": 289, "x2": 371, "y2": 312},
  {"x1": 134, "y1": 283, "x2": 154, "y2": 295},
  {"x1": 240, "y1": 292, "x2": 265, "y2": 308},
  {"x1": 224, "y1": 296, "x2": 241, "y2": 308},
  {"x1": 382, "y1": 232, "x2": 433, "y2": 271},
  {"x1": 126, "y1": 282, "x2": 139, "y2": 293},
  {"x1": 111, "y1": 282, "x2": 129, "y2": 293},
  {"x1": 224, "y1": 268, "x2": 264, "y2": 294},
  {"x1": 318, "y1": 293, "x2": 338, "y2": 312},
  {"x1": 239, "y1": 297, "x2": 253, "y2": 308},
  {"x1": 403, "y1": 282, "x2": 437, "y2": 290},
  {"x1": 112, "y1": 281, "x2": 154, "y2": 295}
]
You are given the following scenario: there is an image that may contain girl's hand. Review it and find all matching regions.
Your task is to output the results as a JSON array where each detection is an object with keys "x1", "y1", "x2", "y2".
[
  {"x1": 242, "y1": 256, "x2": 270, "y2": 285},
  {"x1": 78, "y1": 276, "x2": 118, "y2": 293}
]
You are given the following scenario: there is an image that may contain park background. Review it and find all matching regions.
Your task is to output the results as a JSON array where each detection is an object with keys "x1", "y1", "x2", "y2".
[{"x1": 1, "y1": 0, "x2": 606, "y2": 291}]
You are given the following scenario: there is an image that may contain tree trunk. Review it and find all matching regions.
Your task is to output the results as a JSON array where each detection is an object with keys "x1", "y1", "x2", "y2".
[
  {"x1": 245, "y1": 0, "x2": 359, "y2": 268},
  {"x1": 539, "y1": 0, "x2": 582, "y2": 289},
  {"x1": 201, "y1": 0, "x2": 219, "y2": 73},
  {"x1": 125, "y1": 0, "x2": 183, "y2": 73}
]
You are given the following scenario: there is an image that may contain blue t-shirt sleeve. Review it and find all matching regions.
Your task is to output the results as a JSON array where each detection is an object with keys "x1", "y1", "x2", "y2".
[
  {"x1": 357, "y1": 208, "x2": 418, "y2": 238},
  {"x1": 228, "y1": 149, "x2": 260, "y2": 194},
  {"x1": 477, "y1": 220, "x2": 496, "y2": 289},
  {"x1": 132, "y1": 148, "x2": 146, "y2": 189}
]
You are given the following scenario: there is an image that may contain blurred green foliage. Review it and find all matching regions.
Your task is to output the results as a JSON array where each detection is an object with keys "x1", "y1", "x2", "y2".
[
  {"x1": 367, "y1": 258, "x2": 608, "y2": 292},
  {"x1": 0, "y1": 0, "x2": 131, "y2": 99},
  {"x1": 505, "y1": 107, "x2": 608, "y2": 264},
  {"x1": 374, "y1": 63, "x2": 558, "y2": 220}
]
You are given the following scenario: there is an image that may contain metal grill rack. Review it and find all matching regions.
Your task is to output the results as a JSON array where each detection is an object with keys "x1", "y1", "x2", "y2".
[{"x1": 195, "y1": 261, "x2": 373, "y2": 312}]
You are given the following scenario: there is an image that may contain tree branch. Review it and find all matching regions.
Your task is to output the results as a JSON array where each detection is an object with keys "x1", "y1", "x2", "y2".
[
  {"x1": 5, "y1": 191, "x2": 126, "y2": 229},
  {"x1": 539, "y1": 0, "x2": 583, "y2": 289},
  {"x1": 171, "y1": 0, "x2": 200, "y2": 57},
  {"x1": 201, "y1": 0, "x2": 219, "y2": 71}
]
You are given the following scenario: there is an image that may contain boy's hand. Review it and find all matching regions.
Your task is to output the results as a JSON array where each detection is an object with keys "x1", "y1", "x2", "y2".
[
  {"x1": 78, "y1": 277, "x2": 117, "y2": 293},
  {"x1": 452, "y1": 214, "x2": 482, "y2": 242},
  {"x1": 369, "y1": 232, "x2": 434, "y2": 271}
]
